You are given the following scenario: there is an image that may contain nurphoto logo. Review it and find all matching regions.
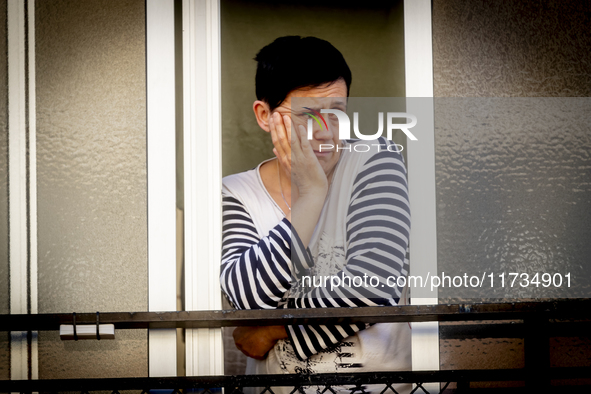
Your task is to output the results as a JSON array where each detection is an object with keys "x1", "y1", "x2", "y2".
[{"x1": 306, "y1": 109, "x2": 418, "y2": 153}]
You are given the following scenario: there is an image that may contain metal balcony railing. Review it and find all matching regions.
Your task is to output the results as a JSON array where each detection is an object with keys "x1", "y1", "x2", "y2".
[{"x1": 1, "y1": 299, "x2": 591, "y2": 393}]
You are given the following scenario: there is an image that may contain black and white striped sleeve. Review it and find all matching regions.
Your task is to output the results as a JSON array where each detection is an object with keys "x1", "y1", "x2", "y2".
[
  {"x1": 285, "y1": 139, "x2": 411, "y2": 360},
  {"x1": 220, "y1": 194, "x2": 312, "y2": 310}
]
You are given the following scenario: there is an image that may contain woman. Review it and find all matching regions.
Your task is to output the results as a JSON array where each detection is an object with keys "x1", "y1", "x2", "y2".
[{"x1": 221, "y1": 36, "x2": 411, "y2": 393}]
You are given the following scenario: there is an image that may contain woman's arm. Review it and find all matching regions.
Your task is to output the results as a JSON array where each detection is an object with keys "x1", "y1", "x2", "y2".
[
  {"x1": 220, "y1": 194, "x2": 312, "y2": 310},
  {"x1": 285, "y1": 139, "x2": 411, "y2": 360}
]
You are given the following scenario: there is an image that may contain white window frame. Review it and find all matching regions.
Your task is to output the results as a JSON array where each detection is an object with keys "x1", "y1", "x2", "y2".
[
  {"x1": 182, "y1": 0, "x2": 224, "y2": 376},
  {"x1": 404, "y1": 0, "x2": 440, "y2": 387},
  {"x1": 147, "y1": 0, "x2": 225, "y2": 377},
  {"x1": 8, "y1": 0, "x2": 38, "y2": 382},
  {"x1": 146, "y1": 0, "x2": 178, "y2": 377},
  {"x1": 147, "y1": 0, "x2": 439, "y2": 377}
]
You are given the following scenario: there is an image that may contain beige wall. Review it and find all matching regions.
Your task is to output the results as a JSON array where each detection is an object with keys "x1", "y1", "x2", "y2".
[
  {"x1": 432, "y1": 0, "x2": 591, "y2": 388},
  {"x1": 433, "y1": 0, "x2": 591, "y2": 97},
  {"x1": 35, "y1": 0, "x2": 148, "y2": 379}
]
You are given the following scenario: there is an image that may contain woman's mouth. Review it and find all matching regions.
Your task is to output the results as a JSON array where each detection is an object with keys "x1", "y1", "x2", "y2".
[{"x1": 313, "y1": 150, "x2": 331, "y2": 157}]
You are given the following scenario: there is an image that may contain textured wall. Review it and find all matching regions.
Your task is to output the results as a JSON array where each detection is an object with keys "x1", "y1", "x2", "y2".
[
  {"x1": 435, "y1": 98, "x2": 591, "y2": 300},
  {"x1": 35, "y1": 0, "x2": 148, "y2": 379},
  {"x1": 221, "y1": 0, "x2": 405, "y2": 177},
  {"x1": 0, "y1": 0, "x2": 9, "y2": 381},
  {"x1": 432, "y1": 0, "x2": 591, "y2": 385},
  {"x1": 220, "y1": 0, "x2": 406, "y2": 374},
  {"x1": 433, "y1": 0, "x2": 591, "y2": 97}
]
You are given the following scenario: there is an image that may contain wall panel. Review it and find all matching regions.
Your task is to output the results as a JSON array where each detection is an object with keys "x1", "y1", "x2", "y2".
[
  {"x1": 433, "y1": 0, "x2": 591, "y2": 97},
  {"x1": 432, "y1": 0, "x2": 591, "y2": 385},
  {"x1": 35, "y1": 0, "x2": 148, "y2": 379}
]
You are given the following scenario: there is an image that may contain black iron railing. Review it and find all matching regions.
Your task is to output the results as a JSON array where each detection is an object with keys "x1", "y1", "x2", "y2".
[
  {"x1": 1, "y1": 300, "x2": 591, "y2": 393},
  {"x1": 3, "y1": 299, "x2": 591, "y2": 330},
  {"x1": 1, "y1": 368, "x2": 591, "y2": 393}
]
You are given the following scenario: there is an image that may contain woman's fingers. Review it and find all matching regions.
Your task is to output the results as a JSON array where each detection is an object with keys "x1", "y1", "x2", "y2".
[
  {"x1": 269, "y1": 113, "x2": 283, "y2": 157},
  {"x1": 292, "y1": 124, "x2": 315, "y2": 162},
  {"x1": 272, "y1": 112, "x2": 291, "y2": 156},
  {"x1": 293, "y1": 125, "x2": 325, "y2": 177},
  {"x1": 297, "y1": 124, "x2": 314, "y2": 157},
  {"x1": 282, "y1": 115, "x2": 292, "y2": 146},
  {"x1": 270, "y1": 112, "x2": 293, "y2": 169}
]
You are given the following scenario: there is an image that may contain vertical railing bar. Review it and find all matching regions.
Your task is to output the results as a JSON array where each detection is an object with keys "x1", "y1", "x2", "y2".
[{"x1": 524, "y1": 313, "x2": 550, "y2": 391}]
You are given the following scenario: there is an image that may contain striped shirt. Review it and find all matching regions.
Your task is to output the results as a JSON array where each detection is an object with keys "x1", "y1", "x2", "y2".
[{"x1": 221, "y1": 138, "x2": 410, "y2": 361}]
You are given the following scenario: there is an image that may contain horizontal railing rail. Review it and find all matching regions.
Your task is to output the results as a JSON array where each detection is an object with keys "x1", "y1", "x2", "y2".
[
  {"x1": 1, "y1": 368, "x2": 590, "y2": 393},
  {"x1": 2, "y1": 300, "x2": 590, "y2": 393},
  {"x1": 1, "y1": 299, "x2": 591, "y2": 332}
]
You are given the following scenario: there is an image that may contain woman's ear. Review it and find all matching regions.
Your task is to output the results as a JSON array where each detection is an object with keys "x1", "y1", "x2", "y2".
[{"x1": 253, "y1": 100, "x2": 271, "y2": 132}]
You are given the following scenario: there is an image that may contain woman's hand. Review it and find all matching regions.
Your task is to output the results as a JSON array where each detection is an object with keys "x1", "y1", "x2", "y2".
[
  {"x1": 232, "y1": 325, "x2": 288, "y2": 360},
  {"x1": 269, "y1": 111, "x2": 291, "y2": 177},
  {"x1": 269, "y1": 111, "x2": 328, "y2": 247},
  {"x1": 269, "y1": 112, "x2": 328, "y2": 198}
]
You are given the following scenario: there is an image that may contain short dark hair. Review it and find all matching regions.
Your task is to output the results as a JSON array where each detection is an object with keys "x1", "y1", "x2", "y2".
[{"x1": 255, "y1": 36, "x2": 352, "y2": 110}]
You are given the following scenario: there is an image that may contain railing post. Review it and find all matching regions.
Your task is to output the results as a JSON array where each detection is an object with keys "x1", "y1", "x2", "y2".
[
  {"x1": 524, "y1": 315, "x2": 550, "y2": 391},
  {"x1": 456, "y1": 380, "x2": 470, "y2": 392}
]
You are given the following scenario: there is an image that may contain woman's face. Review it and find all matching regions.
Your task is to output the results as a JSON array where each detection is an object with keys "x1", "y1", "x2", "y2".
[{"x1": 272, "y1": 79, "x2": 348, "y2": 179}]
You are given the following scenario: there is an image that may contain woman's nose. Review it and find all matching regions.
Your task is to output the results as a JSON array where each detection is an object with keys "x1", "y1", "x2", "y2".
[{"x1": 312, "y1": 121, "x2": 333, "y2": 141}]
